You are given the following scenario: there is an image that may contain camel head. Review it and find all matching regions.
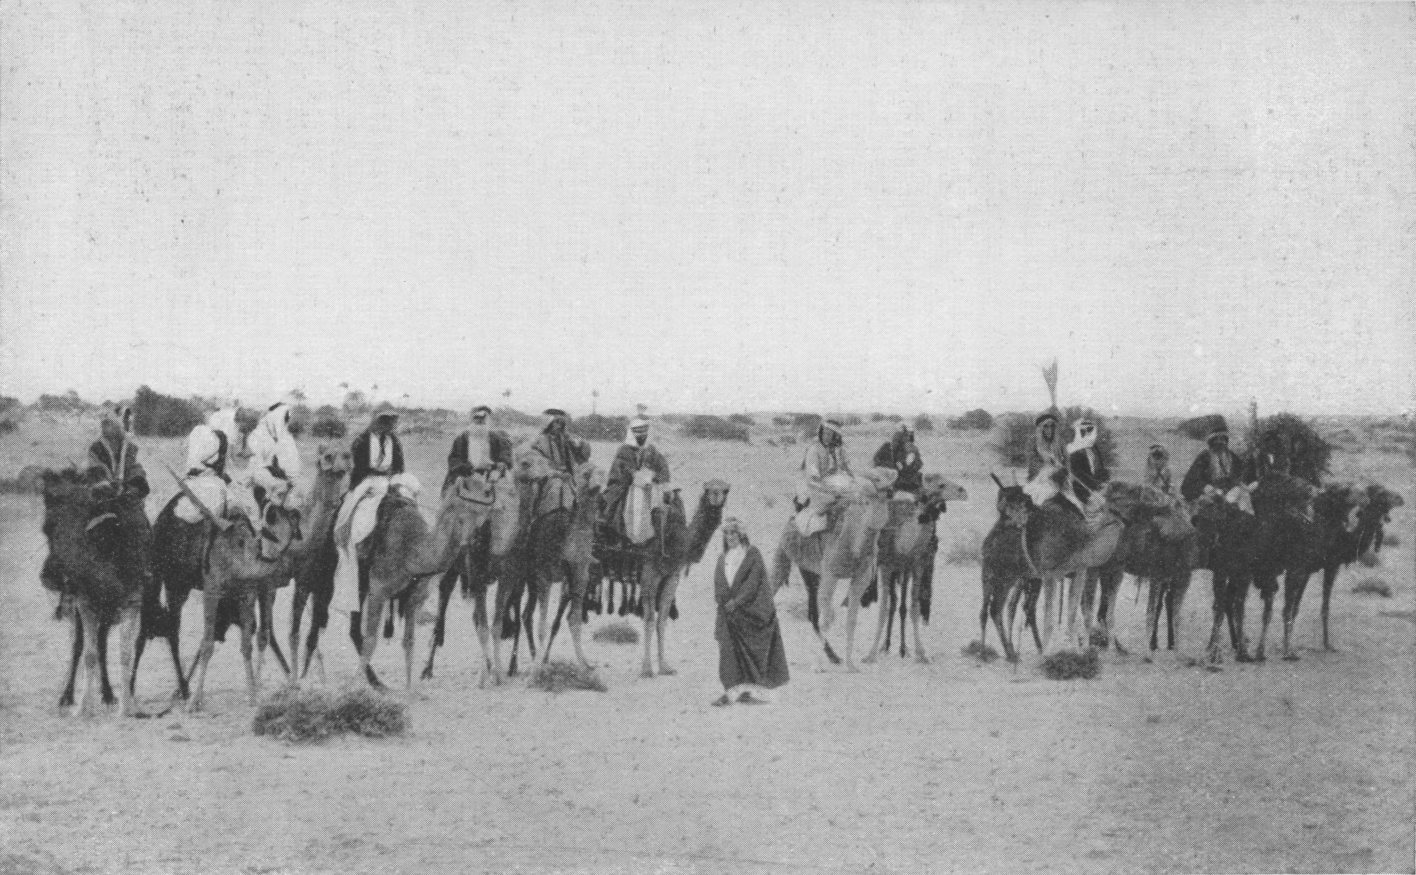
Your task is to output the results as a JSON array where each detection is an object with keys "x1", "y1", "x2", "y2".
[
  {"x1": 701, "y1": 478, "x2": 730, "y2": 510},
  {"x1": 1355, "y1": 484, "x2": 1404, "y2": 557},
  {"x1": 990, "y1": 473, "x2": 1030, "y2": 528},
  {"x1": 257, "y1": 502, "x2": 304, "y2": 559},
  {"x1": 919, "y1": 473, "x2": 967, "y2": 519},
  {"x1": 315, "y1": 442, "x2": 353, "y2": 478}
]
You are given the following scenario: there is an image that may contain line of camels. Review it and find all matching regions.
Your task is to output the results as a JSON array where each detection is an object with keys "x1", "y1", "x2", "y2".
[{"x1": 38, "y1": 439, "x2": 1402, "y2": 717}]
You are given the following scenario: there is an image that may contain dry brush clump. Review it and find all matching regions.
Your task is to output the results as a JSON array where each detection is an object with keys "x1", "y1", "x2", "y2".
[
  {"x1": 1041, "y1": 649, "x2": 1100, "y2": 680},
  {"x1": 943, "y1": 530, "x2": 983, "y2": 566},
  {"x1": 1246, "y1": 413, "x2": 1333, "y2": 486},
  {"x1": 529, "y1": 660, "x2": 607, "y2": 693},
  {"x1": 591, "y1": 621, "x2": 640, "y2": 644},
  {"x1": 1352, "y1": 578, "x2": 1393, "y2": 598},
  {"x1": 252, "y1": 687, "x2": 408, "y2": 743},
  {"x1": 680, "y1": 415, "x2": 749, "y2": 443},
  {"x1": 131, "y1": 385, "x2": 206, "y2": 437},
  {"x1": 961, "y1": 640, "x2": 1000, "y2": 662}
]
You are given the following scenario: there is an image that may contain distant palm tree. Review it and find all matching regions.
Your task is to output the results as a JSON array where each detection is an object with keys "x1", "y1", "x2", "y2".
[{"x1": 592, "y1": 389, "x2": 599, "y2": 414}]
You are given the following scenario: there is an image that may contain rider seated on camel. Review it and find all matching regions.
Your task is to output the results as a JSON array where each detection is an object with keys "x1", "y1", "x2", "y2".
[
  {"x1": 174, "y1": 424, "x2": 235, "y2": 524},
  {"x1": 873, "y1": 422, "x2": 923, "y2": 497},
  {"x1": 527, "y1": 408, "x2": 592, "y2": 519},
  {"x1": 333, "y1": 405, "x2": 409, "y2": 630},
  {"x1": 43, "y1": 405, "x2": 153, "y2": 597},
  {"x1": 793, "y1": 418, "x2": 853, "y2": 537},
  {"x1": 1065, "y1": 417, "x2": 1110, "y2": 524},
  {"x1": 1023, "y1": 409, "x2": 1067, "y2": 506},
  {"x1": 247, "y1": 403, "x2": 303, "y2": 516},
  {"x1": 1179, "y1": 415, "x2": 1254, "y2": 514},
  {"x1": 601, "y1": 418, "x2": 671, "y2": 544},
  {"x1": 443, "y1": 404, "x2": 513, "y2": 493}
]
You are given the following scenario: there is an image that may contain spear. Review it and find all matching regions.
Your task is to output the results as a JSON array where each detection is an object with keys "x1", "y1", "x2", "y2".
[{"x1": 164, "y1": 463, "x2": 231, "y2": 532}]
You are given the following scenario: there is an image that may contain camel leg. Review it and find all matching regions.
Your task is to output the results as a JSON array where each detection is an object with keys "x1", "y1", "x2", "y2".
[
  {"x1": 1231, "y1": 574, "x2": 1254, "y2": 662},
  {"x1": 59, "y1": 608, "x2": 82, "y2": 708},
  {"x1": 1319, "y1": 565, "x2": 1339, "y2": 651},
  {"x1": 1145, "y1": 578, "x2": 1163, "y2": 654},
  {"x1": 360, "y1": 592, "x2": 388, "y2": 690},
  {"x1": 239, "y1": 595, "x2": 258, "y2": 705},
  {"x1": 1254, "y1": 579, "x2": 1276, "y2": 662},
  {"x1": 1281, "y1": 570, "x2": 1310, "y2": 661},
  {"x1": 422, "y1": 550, "x2": 463, "y2": 681},
  {"x1": 117, "y1": 605, "x2": 141, "y2": 717},
  {"x1": 76, "y1": 603, "x2": 101, "y2": 718},
  {"x1": 909, "y1": 572, "x2": 928, "y2": 664},
  {"x1": 1206, "y1": 571, "x2": 1228, "y2": 665},
  {"x1": 842, "y1": 567, "x2": 872, "y2": 673},
  {"x1": 537, "y1": 581, "x2": 554, "y2": 661},
  {"x1": 468, "y1": 584, "x2": 499, "y2": 688},
  {"x1": 1041, "y1": 577, "x2": 1057, "y2": 653},
  {"x1": 187, "y1": 593, "x2": 221, "y2": 713},
  {"x1": 1167, "y1": 572, "x2": 1189, "y2": 652},
  {"x1": 288, "y1": 584, "x2": 308, "y2": 687},
  {"x1": 898, "y1": 573, "x2": 910, "y2": 658},
  {"x1": 404, "y1": 587, "x2": 429, "y2": 691},
  {"x1": 656, "y1": 571, "x2": 680, "y2": 676},
  {"x1": 1065, "y1": 572, "x2": 1087, "y2": 651},
  {"x1": 864, "y1": 570, "x2": 891, "y2": 665},
  {"x1": 989, "y1": 582, "x2": 1016, "y2": 663},
  {"x1": 566, "y1": 566, "x2": 592, "y2": 670},
  {"x1": 93, "y1": 622, "x2": 116, "y2": 706},
  {"x1": 639, "y1": 564, "x2": 658, "y2": 678},
  {"x1": 1101, "y1": 572, "x2": 1128, "y2": 656}
]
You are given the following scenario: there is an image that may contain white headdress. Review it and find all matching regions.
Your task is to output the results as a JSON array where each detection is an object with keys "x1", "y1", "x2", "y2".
[{"x1": 185, "y1": 424, "x2": 223, "y2": 474}]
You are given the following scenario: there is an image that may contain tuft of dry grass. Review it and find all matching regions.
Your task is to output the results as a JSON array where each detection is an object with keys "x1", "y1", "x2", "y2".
[
  {"x1": 1041, "y1": 649, "x2": 1100, "y2": 680},
  {"x1": 961, "y1": 640, "x2": 999, "y2": 662},
  {"x1": 1357, "y1": 551, "x2": 1381, "y2": 568},
  {"x1": 591, "y1": 621, "x2": 640, "y2": 645},
  {"x1": 1381, "y1": 532, "x2": 1400, "y2": 549},
  {"x1": 1352, "y1": 578, "x2": 1393, "y2": 598},
  {"x1": 252, "y1": 687, "x2": 408, "y2": 743},
  {"x1": 529, "y1": 660, "x2": 607, "y2": 693}
]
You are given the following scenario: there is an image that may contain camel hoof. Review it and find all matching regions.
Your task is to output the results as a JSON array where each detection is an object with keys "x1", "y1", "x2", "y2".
[
  {"x1": 1236, "y1": 651, "x2": 1254, "y2": 664},
  {"x1": 658, "y1": 666, "x2": 677, "y2": 677},
  {"x1": 1142, "y1": 656, "x2": 1153, "y2": 665},
  {"x1": 640, "y1": 667, "x2": 654, "y2": 679},
  {"x1": 914, "y1": 654, "x2": 930, "y2": 665},
  {"x1": 1282, "y1": 652, "x2": 1300, "y2": 662},
  {"x1": 1253, "y1": 651, "x2": 1267, "y2": 663},
  {"x1": 862, "y1": 654, "x2": 878, "y2": 665},
  {"x1": 420, "y1": 667, "x2": 434, "y2": 681},
  {"x1": 1323, "y1": 644, "x2": 1337, "y2": 653}
]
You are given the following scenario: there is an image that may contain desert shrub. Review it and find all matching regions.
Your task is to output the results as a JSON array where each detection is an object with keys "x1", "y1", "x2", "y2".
[
  {"x1": 574, "y1": 413, "x2": 628, "y2": 442},
  {"x1": 1352, "y1": 577, "x2": 1392, "y2": 598},
  {"x1": 0, "y1": 397, "x2": 20, "y2": 434},
  {"x1": 0, "y1": 396, "x2": 19, "y2": 416},
  {"x1": 870, "y1": 412, "x2": 888, "y2": 423},
  {"x1": 493, "y1": 407, "x2": 542, "y2": 428},
  {"x1": 1177, "y1": 415, "x2": 1221, "y2": 441},
  {"x1": 1383, "y1": 532, "x2": 1401, "y2": 549},
  {"x1": 285, "y1": 404, "x2": 312, "y2": 438},
  {"x1": 1246, "y1": 413, "x2": 1333, "y2": 486},
  {"x1": 0, "y1": 418, "x2": 16, "y2": 435},
  {"x1": 827, "y1": 414, "x2": 863, "y2": 428},
  {"x1": 961, "y1": 640, "x2": 999, "y2": 662},
  {"x1": 728, "y1": 413, "x2": 755, "y2": 426},
  {"x1": 870, "y1": 412, "x2": 903, "y2": 424},
  {"x1": 252, "y1": 687, "x2": 407, "y2": 742},
  {"x1": 36, "y1": 390, "x2": 90, "y2": 416},
  {"x1": 948, "y1": 408, "x2": 994, "y2": 431},
  {"x1": 1041, "y1": 649, "x2": 1100, "y2": 680},
  {"x1": 234, "y1": 407, "x2": 262, "y2": 437},
  {"x1": 131, "y1": 385, "x2": 205, "y2": 437},
  {"x1": 772, "y1": 415, "x2": 794, "y2": 428},
  {"x1": 791, "y1": 412, "x2": 821, "y2": 433},
  {"x1": 1357, "y1": 551, "x2": 1380, "y2": 568},
  {"x1": 0, "y1": 466, "x2": 45, "y2": 493},
  {"x1": 310, "y1": 410, "x2": 347, "y2": 439},
  {"x1": 529, "y1": 660, "x2": 607, "y2": 693},
  {"x1": 680, "y1": 415, "x2": 749, "y2": 443},
  {"x1": 913, "y1": 414, "x2": 934, "y2": 434},
  {"x1": 591, "y1": 621, "x2": 640, "y2": 644}
]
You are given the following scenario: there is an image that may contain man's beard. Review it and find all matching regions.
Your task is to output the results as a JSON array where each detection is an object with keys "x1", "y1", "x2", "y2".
[{"x1": 635, "y1": 435, "x2": 648, "y2": 447}]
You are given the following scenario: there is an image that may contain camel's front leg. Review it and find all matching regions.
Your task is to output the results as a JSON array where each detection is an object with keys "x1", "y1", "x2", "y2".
[
  {"x1": 1281, "y1": 570, "x2": 1310, "y2": 661},
  {"x1": 1065, "y1": 572, "x2": 1087, "y2": 651},
  {"x1": 863, "y1": 570, "x2": 890, "y2": 665},
  {"x1": 566, "y1": 569, "x2": 591, "y2": 670},
  {"x1": 59, "y1": 608, "x2": 82, "y2": 709},
  {"x1": 640, "y1": 567, "x2": 658, "y2": 678},
  {"x1": 117, "y1": 605, "x2": 141, "y2": 717},
  {"x1": 1205, "y1": 572, "x2": 1228, "y2": 665},
  {"x1": 187, "y1": 593, "x2": 222, "y2": 713},
  {"x1": 842, "y1": 567, "x2": 873, "y2": 673},
  {"x1": 467, "y1": 586, "x2": 499, "y2": 688},
  {"x1": 656, "y1": 572, "x2": 680, "y2": 676},
  {"x1": 360, "y1": 592, "x2": 388, "y2": 690},
  {"x1": 1253, "y1": 580, "x2": 1275, "y2": 662},
  {"x1": 239, "y1": 595, "x2": 259, "y2": 705},
  {"x1": 1319, "y1": 566, "x2": 1339, "y2": 651},
  {"x1": 909, "y1": 574, "x2": 928, "y2": 664},
  {"x1": 76, "y1": 604, "x2": 100, "y2": 718},
  {"x1": 1041, "y1": 577, "x2": 1058, "y2": 653}
]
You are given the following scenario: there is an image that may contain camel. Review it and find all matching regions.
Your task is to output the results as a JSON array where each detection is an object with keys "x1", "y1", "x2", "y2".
[
  {"x1": 1303, "y1": 484, "x2": 1402, "y2": 652},
  {"x1": 184, "y1": 501, "x2": 304, "y2": 711},
  {"x1": 633, "y1": 479, "x2": 730, "y2": 678},
  {"x1": 771, "y1": 468, "x2": 898, "y2": 672},
  {"x1": 355, "y1": 472, "x2": 499, "y2": 690},
  {"x1": 1086, "y1": 500, "x2": 1200, "y2": 656},
  {"x1": 149, "y1": 444, "x2": 349, "y2": 702},
  {"x1": 503, "y1": 464, "x2": 606, "y2": 674},
  {"x1": 419, "y1": 471, "x2": 520, "y2": 685},
  {"x1": 1193, "y1": 493, "x2": 1263, "y2": 664},
  {"x1": 980, "y1": 474, "x2": 1034, "y2": 663},
  {"x1": 867, "y1": 476, "x2": 968, "y2": 664},
  {"x1": 41, "y1": 468, "x2": 146, "y2": 717},
  {"x1": 1018, "y1": 481, "x2": 1172, "y2": 653},
  {"x1": 284, "y1": 444, "x2": 354, "y2": 683}
]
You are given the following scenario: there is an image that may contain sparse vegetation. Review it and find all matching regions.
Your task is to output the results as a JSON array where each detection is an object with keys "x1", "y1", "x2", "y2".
[
  {"x1": 529, "y1": 660, "x2": 607, "y2": 693},
  {"x1": 949, "y1": 408, "x2": 994, "y2": 431},
  {"x1": 1382, "y1": 532, "x2": 1400, "y2": 549},
  {"x1": 494, "y1": 406, "x2": 543, "y2": 429},
  {"x1": 574, "y1": 413, "x2": 629, "y2": 442},
  {"x1": 1041, "y1": 649, "x2": 1100, "y2": 680},
  {"x1": 728, "y1": 413, "x2": 755, "y2": 426},
  {"x1": 944, "y1": 532, "x2": 983, "y2": 565},
  {"x1": 131, "y1": 385, "x2": 205, "y2": 438},
  {"x1": 36, "y1": 390, "x2": 92, "y2": 416},
  {"x1": 1246, "y1": 413, "x2": 1333, "y2": 486},
  {"x1": 1352, "y1": 578, "x2": 1393, "y2": 598},
  {"x1": 680, "y1": 415, "x2": 750, "y2": 443},
  {"x1": 591, "y1": 621, "x2": 640, "y2": 644},
  {"x1": 913, "y1": 414, "x2": 934, "y2": 433},
  {"x1": 961, "y1": 640, "x2": 1000, "y2": 662},
  {"x1": 252, "y1": 687, "x2": 408, "y2": 742},
  {"x1": 1357, "y1": 551, "x2": 1381, "y2": 568},
  {"x1": 310, "y1": 405, "x2": 347, "y2": 439}
]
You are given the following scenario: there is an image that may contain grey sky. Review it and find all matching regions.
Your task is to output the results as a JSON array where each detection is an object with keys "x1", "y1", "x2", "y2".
[{"x1": 3, "y1": 1, "x2": 1413, "y2": 416}]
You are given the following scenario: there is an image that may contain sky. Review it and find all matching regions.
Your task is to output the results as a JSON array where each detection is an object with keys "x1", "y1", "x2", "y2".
[{"x1": 2, "y1": 1, "x2": 1413, "y2": 418}]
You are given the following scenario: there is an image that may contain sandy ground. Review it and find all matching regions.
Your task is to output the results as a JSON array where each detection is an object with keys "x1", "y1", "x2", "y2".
[{"x1": 1, "y1": 417, "x2": 1412, "y2": 874}]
